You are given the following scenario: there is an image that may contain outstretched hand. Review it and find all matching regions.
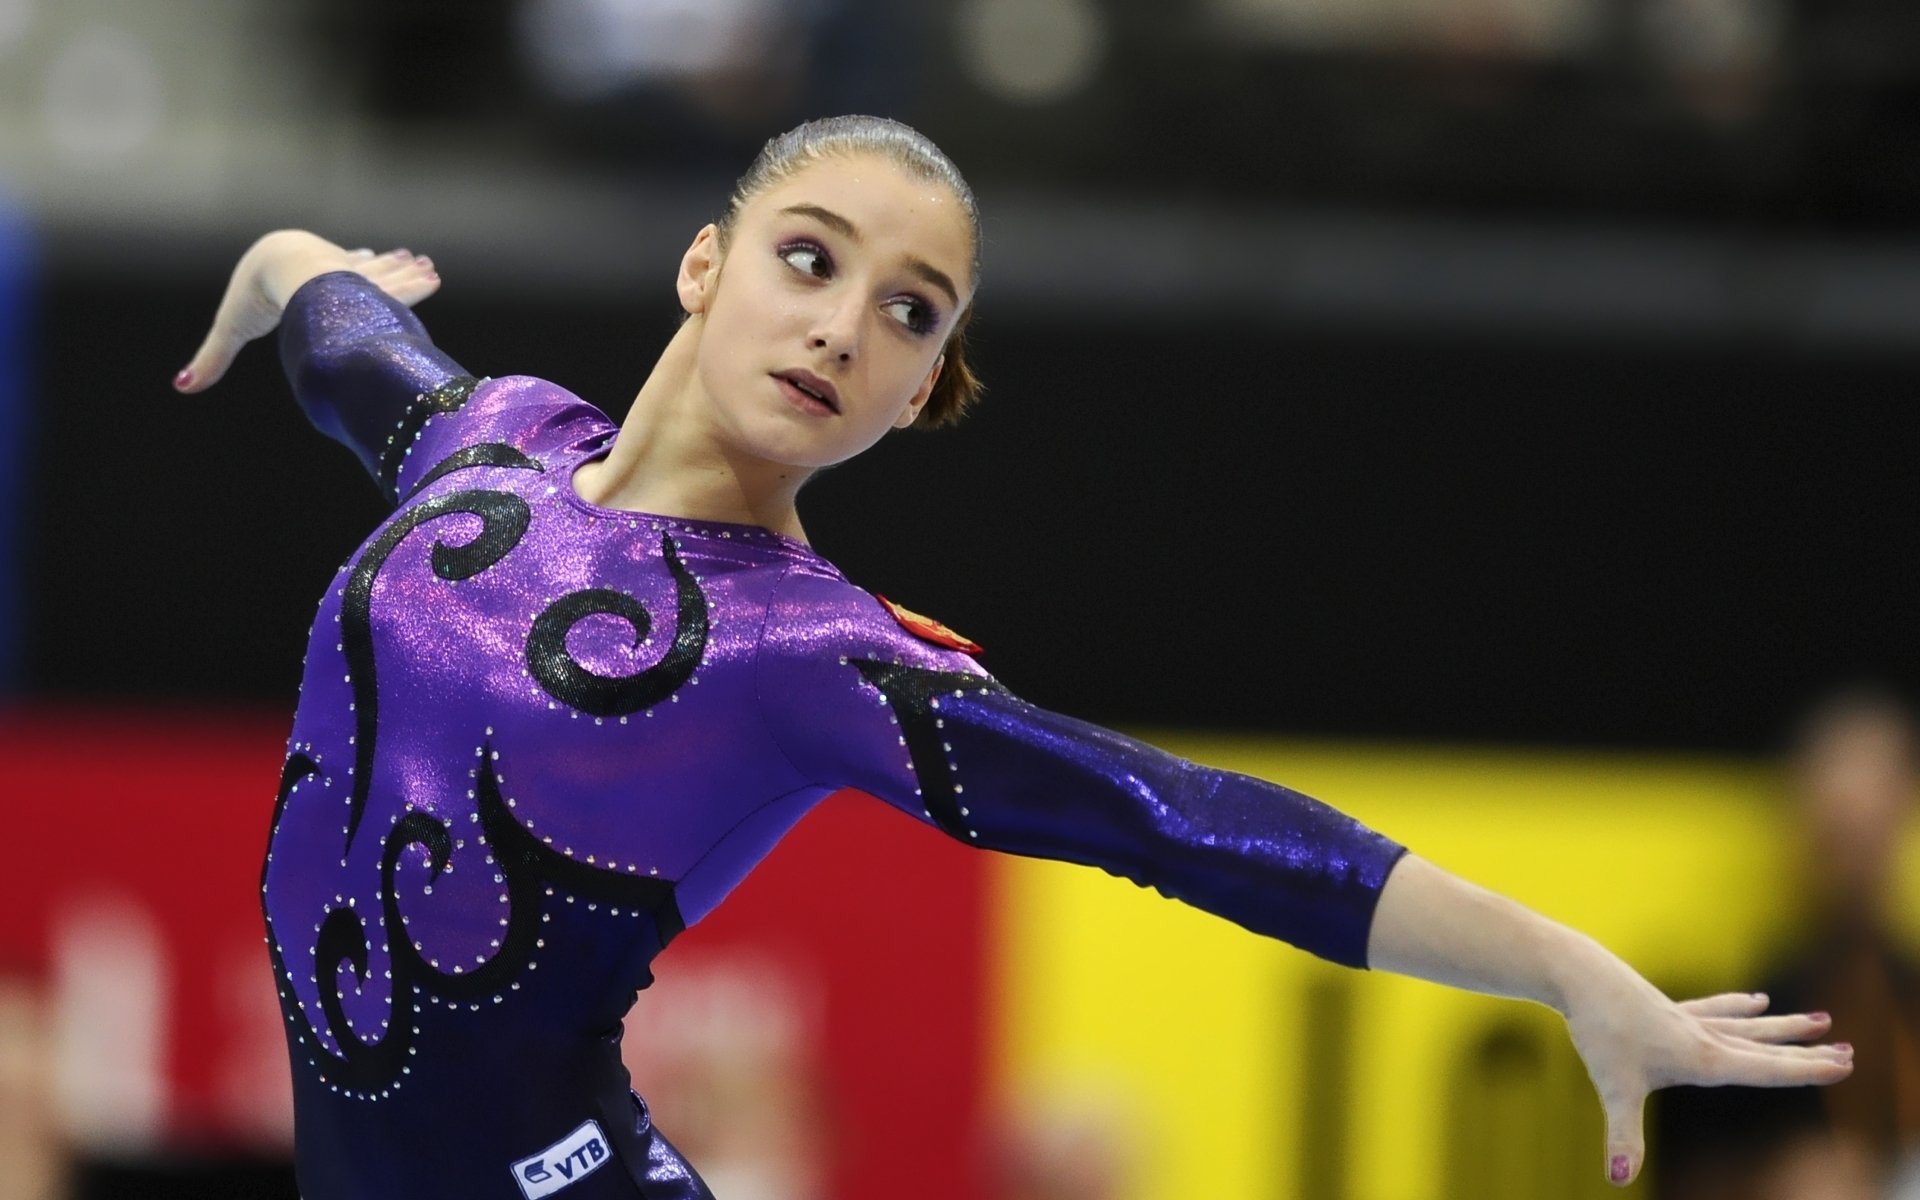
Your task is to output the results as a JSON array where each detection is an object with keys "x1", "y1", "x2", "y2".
[
  {"x1": 1566, "y1": 979, "x2": 1852, "y2": 1186},
  {"x1": 1366, "y1": 855, "x2": 1855, "y2": 1189},
  {"x1": 174, "y1": 231, "x2": 440, "y2": 394}
]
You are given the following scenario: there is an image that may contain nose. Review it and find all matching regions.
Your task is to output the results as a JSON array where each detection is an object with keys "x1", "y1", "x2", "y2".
[{"x1": 807, "y1": 295, "x2": 861, "y2": 365}]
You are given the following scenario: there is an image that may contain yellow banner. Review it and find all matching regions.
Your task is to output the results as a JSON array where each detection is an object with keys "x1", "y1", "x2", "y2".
[{"x1": 987, "y1": 737, "x2": 1920, "y2": 1200}]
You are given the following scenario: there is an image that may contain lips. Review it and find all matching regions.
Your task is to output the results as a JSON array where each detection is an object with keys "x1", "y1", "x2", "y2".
[{"x1": 773, "y1": 369, "x2": 840, "y2": 414}]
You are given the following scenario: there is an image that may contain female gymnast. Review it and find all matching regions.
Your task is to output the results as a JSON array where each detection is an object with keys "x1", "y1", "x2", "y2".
[{"x1": 175, "y1": 116, "x2": 1851, "y2": 1199}]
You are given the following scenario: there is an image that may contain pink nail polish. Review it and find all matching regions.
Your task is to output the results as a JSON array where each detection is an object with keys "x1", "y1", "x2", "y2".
[
  {"x1": 173, "y1": 368, "x2": 193, "y2": 390},
  {"x1": 1834, "y1": 1042, "x2": 1852, "y2": 1052},
  {"x1": 1610, "y1": 1155, "x2": 1629, "y2": 1183},
  {"x1": 1811, "y1": 1011, "x2": 1830, "y2": 1022}
]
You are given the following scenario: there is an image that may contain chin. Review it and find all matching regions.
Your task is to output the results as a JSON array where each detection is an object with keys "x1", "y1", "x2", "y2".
[
  {"x1": 740, "y1": 399, "x2": 900, "y2": 466},
  {"x1": 733, "y1": 420, "x2": 860, "y2": 472}
]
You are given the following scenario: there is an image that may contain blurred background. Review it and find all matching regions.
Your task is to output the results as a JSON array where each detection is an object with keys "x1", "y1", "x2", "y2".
[{"x1": 1, "y1": 0, "x2": 1918, "y2": 1197}]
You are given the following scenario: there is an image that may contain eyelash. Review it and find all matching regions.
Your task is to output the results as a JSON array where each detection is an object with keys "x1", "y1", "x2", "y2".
[{"x1": 776, "y1": 239, "x2": 941, "y2": 337}]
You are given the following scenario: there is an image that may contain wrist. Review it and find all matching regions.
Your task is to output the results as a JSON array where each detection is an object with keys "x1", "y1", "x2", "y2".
[
  {"x1": 251, "y1": 231, "x2": 354, "y2": 309},
  {"x1": 1540, "y1": 927, "x2": 1624, "y2": 1017}
]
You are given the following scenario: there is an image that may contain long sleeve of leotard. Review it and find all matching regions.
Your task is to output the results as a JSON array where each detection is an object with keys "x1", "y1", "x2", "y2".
[
  {"x1": 757, "y1": 566, "x2": 1410, "y2": 970},
  {"x1": 278, "y1": 270, "x2": 476, "y2": 502}
]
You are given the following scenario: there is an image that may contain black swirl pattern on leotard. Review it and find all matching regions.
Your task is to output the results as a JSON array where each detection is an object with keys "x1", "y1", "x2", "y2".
[
  {"x1": 400, "y1": 441, "x2": 543, "y2": 505},
  {"x1": 264, "y1": 751, "x2": 320, "y2": 887},
  {"x1": 267, "y1": 474, "x2": 705, "y2": 1097},
  {"x1": 262, "y1": 749, "x2": 419, "y2": 1094},
  {"x1": 375, "y1": 375, "x2": 479, "y2": 502},
  {"x1": 312, "y1": 905, "x2": 406, "y2": 1083},
  {"x1": 340, "y1": 489, "x2": 531, "y2": 854},
  {"x1": 265, "y1": 745, "x2": 685, "y2": 1096},
  {"x1": 850, "y1": 660, "x2": 1008, "y2": 839},
  {"x1": 526, "y1": 532, "x2": 709, "y2": 717},
  {"x1": 387, "y1": 745, "x2": 685, "y2": 1003}
]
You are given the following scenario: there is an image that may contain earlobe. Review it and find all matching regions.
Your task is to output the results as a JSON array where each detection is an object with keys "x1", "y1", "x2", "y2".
[
  {"x1": 677, "y1": 224, "x2": 720, "y2": 315},
  {"x1": 894, "y1": 354, "x2": 944, "y2": 430}
]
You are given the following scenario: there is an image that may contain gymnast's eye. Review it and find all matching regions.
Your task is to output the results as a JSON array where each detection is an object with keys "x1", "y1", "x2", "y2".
[
  {"x1": 778, "y1": 241, "x2": 832, "y2": 279},
  {"x1": 882, "y1": 296, "x2": 939, "y2": 337}
]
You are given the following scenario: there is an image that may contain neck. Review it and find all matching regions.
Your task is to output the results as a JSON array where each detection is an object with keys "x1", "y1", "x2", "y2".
[{"x1": 574, "y1": 317, "x2": 812, "y2": 542}]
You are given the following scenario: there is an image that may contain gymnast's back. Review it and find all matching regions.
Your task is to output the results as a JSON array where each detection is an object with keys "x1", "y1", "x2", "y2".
[{"x1": 261, "y1": 272, "x2": 1403, "y2": 1198}]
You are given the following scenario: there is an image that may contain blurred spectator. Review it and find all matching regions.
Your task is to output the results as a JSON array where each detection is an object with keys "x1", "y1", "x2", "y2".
[
  {"x1": 0, "y1": 961, "x2": 69, "y2": 1200},
  {"x1": 1767, "y1": 689, "x2": 1920, "y2": 1183},
  {"x1": 1635, "y1": 0, "x2": 1783, "y2": 125},
  {"x1": 618, "y1": 957, "x2": 832, "y2": 1200},
  {"x1": 987, "y1": 1096, "x2": 1125, "y2": 1200},
  {"x1": 1655, "y1": 686, "x2": 1920, "y2": 1199},
  {"x1": 504, "y1": 0, "x2": 922, "y2": 162},
  {"x1": 516, "y1": 0, "x2": 807, "y2": 131}
]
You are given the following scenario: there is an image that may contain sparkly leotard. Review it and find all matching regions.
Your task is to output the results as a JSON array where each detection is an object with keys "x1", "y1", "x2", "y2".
[{"x1": 261, "y1": 272, "x2": 1410, "y2": 1200}]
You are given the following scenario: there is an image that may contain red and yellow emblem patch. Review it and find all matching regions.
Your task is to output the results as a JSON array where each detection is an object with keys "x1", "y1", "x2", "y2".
[{"x1": 876, "y1": 595, "x2": 983, "y2": 655}]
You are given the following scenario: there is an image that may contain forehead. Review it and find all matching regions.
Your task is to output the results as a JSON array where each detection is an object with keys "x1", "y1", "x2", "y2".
[{"x1": 746, "y1": 155, "x2": 974, "y2": 292}]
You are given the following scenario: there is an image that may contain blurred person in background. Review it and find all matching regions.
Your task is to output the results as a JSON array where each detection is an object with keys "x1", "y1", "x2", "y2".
[
  {"x1": 1762, "y1": 687, "x2": 1920, "y2": 1195},
  {"x1": 0, "y1": 962, "x2": 69, "y2": 1200},
  {"x1": 616, "y1": 961, "x2": 832, "y2": 1200},
  {"x1": 174, "y1": 115, "x2": 1850, "y2": 1197},
  {"x1": 1654, "y1": 686, "x2": 1919, "y2": 1200},
  {"x1": 987, "y1": 1098, "x2": 1124, "y2": 1200}
]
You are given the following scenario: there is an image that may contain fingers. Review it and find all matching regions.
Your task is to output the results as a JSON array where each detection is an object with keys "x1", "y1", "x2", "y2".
[
  {"x1": 173, "y1": 242, "x2": 436, "y2": 393},
  {"x1": 353, "y1": 248, "x2": 440, "y2": 308},
  {"x1": 1702, "y1": 1011, "x2": 1831, "y2": 1045},
  {"x1": 1677, "y1": 991, "x2": 1771, "y2": 1019},
  {"x1": 1601, "y1": 1088, "x2": 1646, "y2": 1188},
  {"x1": 175, "y1": 325, "x2": 243, "y2": 394},
  {"x1": 1706, "y1": 1039, "x2": 1855, "y2": 1088}
]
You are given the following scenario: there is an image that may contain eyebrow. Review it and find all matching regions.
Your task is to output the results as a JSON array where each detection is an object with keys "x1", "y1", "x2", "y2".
[{"x1": 779, "y1": 203, "x2": 962, "y2": 310}]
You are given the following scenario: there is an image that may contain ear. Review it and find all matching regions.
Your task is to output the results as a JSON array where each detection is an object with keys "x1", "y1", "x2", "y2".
[
  {"x1": 676, "y1": 224, "x2": 722, "y2": 316},
  {"x1": 895, "y1": 354, "x2": 944, "y2": 430}
]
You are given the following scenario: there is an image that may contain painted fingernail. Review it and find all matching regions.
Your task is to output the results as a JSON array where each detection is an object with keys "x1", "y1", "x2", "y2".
[
  {"x1": 1610, "y1": 1155, "x2": 1629, "y2": 1183},
  {"x1": 1811, "y1": 1011, "x2": 1830, "y2": 1022},
  {"x1": 1834, "y1": 1042, "x2": 1852, "y2": 1053},
  {"x1": 173, "y1": 368, "x2": 193, "y2": 390}
]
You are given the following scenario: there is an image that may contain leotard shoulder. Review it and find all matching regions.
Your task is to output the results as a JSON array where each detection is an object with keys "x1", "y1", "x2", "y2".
[{"x1": 756, "y1": 563, "x2": 1409, "y2": 968}]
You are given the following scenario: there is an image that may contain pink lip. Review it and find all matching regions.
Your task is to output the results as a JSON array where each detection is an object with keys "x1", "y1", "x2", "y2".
[{"x1": 773, "y1": 369, "x2": 840, "y2": 414}]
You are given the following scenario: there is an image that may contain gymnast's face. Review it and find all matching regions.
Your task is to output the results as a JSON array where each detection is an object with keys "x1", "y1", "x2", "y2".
[{"x1": 676, "y1": 154, "x2": 974, "y2": 469}]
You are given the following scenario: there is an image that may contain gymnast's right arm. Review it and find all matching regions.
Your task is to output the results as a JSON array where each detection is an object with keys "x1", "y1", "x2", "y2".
[
  {"x1": 176, "y1": 231, "x2": 457, "y2": 497},
  {"x1": 177, "y1": 230, "x2": 444, "y2": 392}
]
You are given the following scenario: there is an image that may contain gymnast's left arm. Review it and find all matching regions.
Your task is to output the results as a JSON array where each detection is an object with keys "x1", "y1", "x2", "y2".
[
  {"x1": 761, "y1": 631, "x2": 1410, "y2": 968},
  {"x1": 756, "y1": 578, "x2": 1852, "y2": 1188},
  {"x1": 891, "y1": 688, "x2": 1856, "y2": 1188},
  {"x1": 1365, "y1": 852, "x2": 1853, "y2": 1187}
]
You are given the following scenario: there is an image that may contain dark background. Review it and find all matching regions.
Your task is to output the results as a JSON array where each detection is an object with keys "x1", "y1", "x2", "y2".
[
  {"x1": 8, "y1": 2, "x2": 1920, "y2": 746},
  {"x1": 24, "y1": 268, "x2": 1919, "y2": 751}
]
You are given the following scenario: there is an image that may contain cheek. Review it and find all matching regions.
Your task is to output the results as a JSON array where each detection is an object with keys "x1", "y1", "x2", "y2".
[
  {"x1": 890, "y1": 346, "x2": 942, "y2": 402},
  {"x1": 701, "y1": 295, "x2": 776, "y2": 378}
]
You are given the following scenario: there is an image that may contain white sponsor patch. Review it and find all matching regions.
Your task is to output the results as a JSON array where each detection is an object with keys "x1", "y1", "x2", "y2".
[{"x1": 511, "y1": 1119, "x2": 613, "y2": 1199}]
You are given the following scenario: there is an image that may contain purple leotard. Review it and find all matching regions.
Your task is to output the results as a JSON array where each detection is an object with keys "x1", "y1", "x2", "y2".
[{"x1": 260, "y1": 272, "x2": 1409, "y2": 1199}]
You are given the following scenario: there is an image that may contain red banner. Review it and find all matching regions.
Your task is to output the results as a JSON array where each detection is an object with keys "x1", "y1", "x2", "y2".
[{"x1": 0, "y1": 707, "x2": 991, "y2": 1198}]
